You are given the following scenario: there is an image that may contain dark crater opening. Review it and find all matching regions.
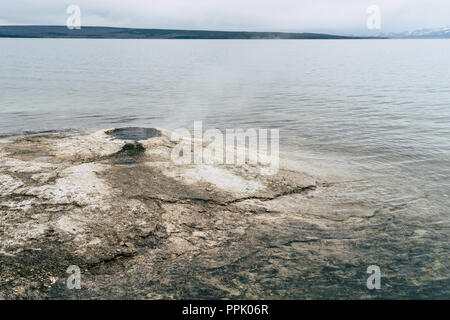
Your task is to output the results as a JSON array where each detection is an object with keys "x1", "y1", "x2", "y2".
[
  {"x1": 109, "y1": 142, "x2": 146, "y2": 165},
  {"x1": 106, "y1": 127, "x2": 161, "y2": 141},
  {"x1": 115, "y1": 142, "x2": 146, "y2": 157}
]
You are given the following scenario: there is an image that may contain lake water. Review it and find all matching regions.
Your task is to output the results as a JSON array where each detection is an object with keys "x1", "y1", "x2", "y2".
[{"x1": 0, "y1": 39, "x2": 449, "y2": 298}]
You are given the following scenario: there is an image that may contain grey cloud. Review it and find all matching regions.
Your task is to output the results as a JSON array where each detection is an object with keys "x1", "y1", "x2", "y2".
[{"x1": 0, "y1": 0, "x2": 449, "y2": 34}]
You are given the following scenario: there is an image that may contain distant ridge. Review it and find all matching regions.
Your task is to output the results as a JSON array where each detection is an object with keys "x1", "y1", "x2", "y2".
[
  {"x1": 374, "y1": 26, "x2": 450, "y2": 39},
  {"x1": 0, "y1": 25, "x2": 366, "y2": 39}
]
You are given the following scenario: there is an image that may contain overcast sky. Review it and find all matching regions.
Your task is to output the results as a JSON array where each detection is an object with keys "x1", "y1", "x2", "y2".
[{"x1": 0, "y1": 0, "x2": 449, "y2": 34}]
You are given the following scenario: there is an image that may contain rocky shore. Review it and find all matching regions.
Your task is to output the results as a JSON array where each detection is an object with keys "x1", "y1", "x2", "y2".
[{"x1": 0, "y1": 128, "x2": 381, "y2": 299}]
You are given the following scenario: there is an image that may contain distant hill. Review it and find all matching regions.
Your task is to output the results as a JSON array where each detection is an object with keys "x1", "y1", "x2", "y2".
[
  {"x1": 0, "y1": 25, "x2": 364, "y2": 39},
  {"x1": 374, "y1": 27, "x2": 450, "y2": 39}
]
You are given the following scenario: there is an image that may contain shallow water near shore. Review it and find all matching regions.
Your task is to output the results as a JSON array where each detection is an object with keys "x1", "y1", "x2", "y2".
[{"x1": 0, "y1": 39, "x2": 449, "y2": 298}]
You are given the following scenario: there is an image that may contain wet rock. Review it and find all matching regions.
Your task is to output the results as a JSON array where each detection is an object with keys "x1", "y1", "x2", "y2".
[
  {"x1": 0, "y1": 128, "x2": 389, "y2": 299},
  {"x1": 109, "y1": 142, "x2": 146, "y2": 164}
]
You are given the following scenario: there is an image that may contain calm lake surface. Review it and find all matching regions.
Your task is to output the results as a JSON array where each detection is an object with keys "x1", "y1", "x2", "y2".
[{"x1": 0, "y1": 39, "x2": 449, "y2": 298}]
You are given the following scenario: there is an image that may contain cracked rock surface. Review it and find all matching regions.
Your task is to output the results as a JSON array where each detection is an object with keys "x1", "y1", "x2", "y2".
[{"x1": 1, "y1": 128, "x2": 444, "y2": 299}]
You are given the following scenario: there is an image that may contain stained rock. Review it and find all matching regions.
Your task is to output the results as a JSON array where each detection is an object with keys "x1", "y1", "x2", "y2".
[{"x1": 0, "y1": 128, "x2": 375, "y2": 299}]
